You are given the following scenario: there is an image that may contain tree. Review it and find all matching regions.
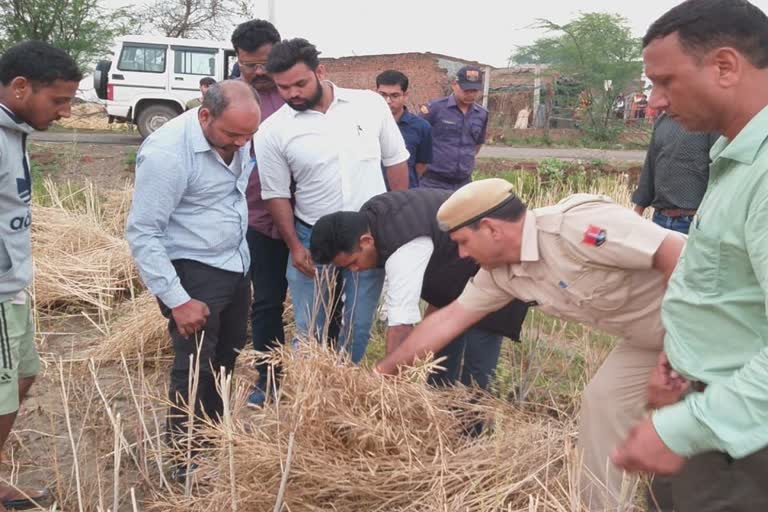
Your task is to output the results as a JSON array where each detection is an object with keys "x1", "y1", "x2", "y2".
[
  {"x1": 0, "y1": 0, "x2": 135, "y2": 70},
  {"x1": 511, "y1": 13, "x2": 643, "y2": 141},
  {"x1": 138, "y1": 0, "x2": 252, "y2": 39}
]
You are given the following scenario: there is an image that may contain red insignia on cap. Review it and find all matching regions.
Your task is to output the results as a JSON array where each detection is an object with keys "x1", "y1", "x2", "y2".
[{"x1": 583, "y1": 225, "x2": 607, "y2": 246}]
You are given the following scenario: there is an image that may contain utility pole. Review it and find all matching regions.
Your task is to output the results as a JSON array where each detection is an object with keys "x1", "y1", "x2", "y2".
[
  {"x1": 482, "y1": 65, "x2": 491, "y2": 109},
  {"x1": 268, "y1": 0, "x2": 276, "y2": 24}
]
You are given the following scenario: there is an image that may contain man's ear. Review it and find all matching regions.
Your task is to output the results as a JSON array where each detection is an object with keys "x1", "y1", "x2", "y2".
[
  {"x1": 10, "y1": 77, "x2": 31, "y2": 101},
  {"x1": 711, "y1": 47, "x2": 742, "y2": 89},
  {"x1": 479, "y1": 218, "x2": 505, "y2": 239},
  {"x1": 198, "y1": 106, "x2": 211, "y2": 125},
  {"x1": 316, "y1": 64, "x2": 327, "y2": 81},
  {"x1": 359, "y1": 233, "x2": 375, "y2": 249}
]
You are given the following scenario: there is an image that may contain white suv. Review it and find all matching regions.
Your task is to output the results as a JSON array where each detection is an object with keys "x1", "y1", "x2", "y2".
[{"x1": 94, "y1": 35, "x2": 237, "y2": 138}]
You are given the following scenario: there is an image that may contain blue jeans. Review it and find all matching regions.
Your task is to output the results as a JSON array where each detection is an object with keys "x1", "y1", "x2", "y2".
[
  {"x1": 427, "y1": 326, "x2": 503, "y2": 390},
  {"x1": 652, "y1": 211, "x2": 693, "y2": 235},
  {"x1": 287, "y1": 222, "x2": 385, "y2": 364}
]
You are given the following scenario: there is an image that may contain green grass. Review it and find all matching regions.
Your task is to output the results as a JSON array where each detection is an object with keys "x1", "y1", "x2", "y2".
[
  {"x1": 499, "y1": 128, "x2": 651, "y2": 151},
  {"x1": 124, "y1": 148, "x2": 137, "y2": 169}
]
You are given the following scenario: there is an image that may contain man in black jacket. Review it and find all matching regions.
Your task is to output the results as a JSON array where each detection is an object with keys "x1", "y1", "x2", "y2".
[{"x1": 310, "y1": 188, "x2": 529, "y2": 389}]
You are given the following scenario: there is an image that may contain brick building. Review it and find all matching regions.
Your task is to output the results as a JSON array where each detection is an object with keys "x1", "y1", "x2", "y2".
[{"x1": 321, "y1": 52, "x2": 492, "y2": 111}]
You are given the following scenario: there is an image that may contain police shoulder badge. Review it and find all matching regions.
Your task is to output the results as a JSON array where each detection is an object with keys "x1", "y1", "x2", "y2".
[{"x1": 582, "y1": 225, "x2": 607, "y2": 247}]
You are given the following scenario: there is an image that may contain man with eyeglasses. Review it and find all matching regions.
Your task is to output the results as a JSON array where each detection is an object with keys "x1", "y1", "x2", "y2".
[
  {"x1": 375, "y1": 70, "x2": 432, "y2": 189},
  {"x1": 230, "y1": 19, "x2": 291, "y2": 408}
]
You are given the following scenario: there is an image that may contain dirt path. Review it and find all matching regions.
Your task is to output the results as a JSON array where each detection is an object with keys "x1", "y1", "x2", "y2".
[{"x1": 31, "y1": 132, "x2": 647, "y2": 162}]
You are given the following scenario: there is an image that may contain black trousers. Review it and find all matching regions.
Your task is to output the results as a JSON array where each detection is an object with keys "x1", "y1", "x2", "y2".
[
  {"x1": 159, "y1": 259, "x2": 250, "y2": 449},
  {"x1": 247, "y1": 229, "x2": 289, "y2": 390},
  {"x1": 670, "y1": 446, "x2": 768, "y2": 512}
]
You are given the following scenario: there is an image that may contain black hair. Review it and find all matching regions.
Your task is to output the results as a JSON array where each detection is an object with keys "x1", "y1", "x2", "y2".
[
  {"x1": 643, "y1": 0, "x2": 768, "y2": 69},
  {"x1": 466, "y1": 196, "x2": 527, "y2": 231},
  {"x1": 231, "y1": 19, "x2": 281, "y2": 53},
  {"x1": 199, "y1": 76, "x2": 216, "y2": 87},
  {"x1": 310, "y1": 211, "x2": 370, "y2": 264},
  {"x1": 266, "y1": 38, "x2": 321, "y2": 74},
  {"x1": 0, "y1": 41, "x2": 82, "y2": 86},
  {"x1": 376, "y1": 70, "x2": 409, "y2": 92}
]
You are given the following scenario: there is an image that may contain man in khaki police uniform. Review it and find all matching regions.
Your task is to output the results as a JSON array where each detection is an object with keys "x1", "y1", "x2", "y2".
[{"x1": 374, "y1": 178, "x2": 686, "y2": 511}]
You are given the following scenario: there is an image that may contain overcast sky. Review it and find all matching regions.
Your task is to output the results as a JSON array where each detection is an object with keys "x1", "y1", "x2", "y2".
[{"x1": 104, "y1": 0, "x2": 768, "y2": 68}]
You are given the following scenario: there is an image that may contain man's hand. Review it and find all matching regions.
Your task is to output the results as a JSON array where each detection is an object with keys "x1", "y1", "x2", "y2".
[
  {"x1": 172, "y1": 299, "x2": 210, "y2": 337},
  {"x1": 373, "y1": 360, "x2": 396, "y2": 376},
  {"x1": 612, "y1": 417, "x2": 686, "y2": 475},
  {"x1": 633, "y1": 204, "x2": 646, "y2": 216},
  {"x1": 290, "y1": 244, "x2": 315, "y2": 277},
  {"x1": 647, "y1": 352, "x2": 690, "y2": 409}
]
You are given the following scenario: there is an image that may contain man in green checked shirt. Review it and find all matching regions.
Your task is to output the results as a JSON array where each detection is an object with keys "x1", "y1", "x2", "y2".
[{"x1": 613, "y1": 1, "x2": 768, "y2": 510}]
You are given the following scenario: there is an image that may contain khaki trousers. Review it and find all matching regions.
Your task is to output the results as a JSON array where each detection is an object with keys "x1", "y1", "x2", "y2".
[{"x1": 578, "y1": 336, "x2": 662, "y2": 511}]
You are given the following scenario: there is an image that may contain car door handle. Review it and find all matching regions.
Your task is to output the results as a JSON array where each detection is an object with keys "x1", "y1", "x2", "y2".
[
  {"x1": 112, "y1": 74, "x2": 124, "y2": 80},
  {"x1": 175, "y1": 77, "x2": 184, "y2": 81}
]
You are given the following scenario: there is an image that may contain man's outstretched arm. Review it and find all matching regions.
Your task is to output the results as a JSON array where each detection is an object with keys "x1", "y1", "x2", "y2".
[{"x1": 375, "y1": 300, "x2": 487, "y2": 374}]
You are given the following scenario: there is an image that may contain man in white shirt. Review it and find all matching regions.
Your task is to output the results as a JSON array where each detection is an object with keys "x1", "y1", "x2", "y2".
[
  {"x1": 255, "y1": 38, "x2": 409, "y2": 363},
  {"x1": 309, "y1": 188, "x2": 529, "y2": 389}
]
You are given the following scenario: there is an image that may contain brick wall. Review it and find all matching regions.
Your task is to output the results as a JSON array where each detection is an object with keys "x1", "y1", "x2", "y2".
[{"x1": 321, "y1": 52, "x2": 487, "y2": 111}]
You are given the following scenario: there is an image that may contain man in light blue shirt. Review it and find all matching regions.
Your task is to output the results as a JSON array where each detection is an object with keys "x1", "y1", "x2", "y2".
[{"x1": 126, "y1": 80, "x2": 260, "y2": 482}]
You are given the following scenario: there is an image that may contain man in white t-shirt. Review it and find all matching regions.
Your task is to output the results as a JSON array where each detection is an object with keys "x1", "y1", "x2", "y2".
[{"x1": 255, "y1": 38, "x2": 409, "y2": 363}]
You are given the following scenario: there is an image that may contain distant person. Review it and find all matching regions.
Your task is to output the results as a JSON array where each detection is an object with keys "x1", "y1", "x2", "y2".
[
  {"x1": 375, "y1": 70, "x2": 432, "y2": 188},
  {"x1": 0, "y1": 40, "x2": 81, "y2": 510},
  {"x1": 256, "y1": 38, "x2": 409, "y2": 364},
  {"x1": 230, "y1": 19, "x2": 290, "y2": 409},
  {"x1": 185, "y1": 76, "x2": 216, "y2": 110},
  {"x1": 419, "y1": 65, "x2": 488, "y2": 190},
  {"x1": 229, "y1": 61, "x2": 240, "y2": 79},
  {"x1": 126, "y1": 81, "x2": 260, "y2": 483},
  {"x1": 614, "y1": 94, "x2": 626, "y2": 119},
  {"x1": 632, "y1": 91, "x2": 649, "y2": 119},
  {"x1": 633, "y1": 112, "x2": 719, "y2": 234}
]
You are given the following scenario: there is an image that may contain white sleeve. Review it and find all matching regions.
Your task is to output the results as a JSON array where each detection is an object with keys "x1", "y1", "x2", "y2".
[
  {"x1": 383, "y1": 237, "x2": 434, "y2": 326},
  {"x1": 375, "y1": 94, "x2": 410, "y2": 167},
  {"x1": 254, "y1": 126, "x2": 292, "y2": 200}
]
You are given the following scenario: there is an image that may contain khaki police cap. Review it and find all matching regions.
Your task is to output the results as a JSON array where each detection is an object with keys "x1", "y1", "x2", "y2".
[{"x1": 437, "y1": 178, "x2": 517, "y2": 232}]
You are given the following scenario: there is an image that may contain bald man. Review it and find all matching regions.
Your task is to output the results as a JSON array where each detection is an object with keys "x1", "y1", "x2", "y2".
[{"x1": 126, "y1": 80, "x2": 261, "y2": 482}]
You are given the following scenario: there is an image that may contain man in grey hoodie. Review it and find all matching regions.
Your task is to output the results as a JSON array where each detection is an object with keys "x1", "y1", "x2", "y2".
[{"x1": 0, "y1": 41, "x2": 80, "y2": 510}]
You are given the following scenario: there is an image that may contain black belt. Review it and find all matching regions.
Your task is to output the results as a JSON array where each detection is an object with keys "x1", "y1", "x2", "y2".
[
  {"x1": 424, "y1": 170, "x2": 470, "y2": 185},
  {"x1": 295, "y1": 216, "x2": 313, "y2": 229},
  {"x1": 657, "y1": 208, "x2": 697, "y2": 218}
]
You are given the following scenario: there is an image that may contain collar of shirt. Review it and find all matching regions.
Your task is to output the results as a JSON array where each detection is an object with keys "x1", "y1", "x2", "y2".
[
  {"x1": 187, "y1": 110, "x2": 253, "y2": 173},
  {"x1": 236, "y1": 77, "x2": 286, "y2": 119},
  {"x1": 259, "y1": 87, "x2": 286, "y2": 119},
  {"x1": 446, "y1": 93, "x2": 480, "y2": 113},
  {"x1": 286, "y1": 81, "x2": 349, "y2": 118},
  {"x1": 0, "y1": 103, "x2": 34, "y2": 134},
  {"x1": 520, "y1": 210, "x2": 540, "y2": 262},
  {"x1": 506, "y1": 210, "x2": 539, "y2": 280},
  {"x1": 188, "y1": 110, "x2": 213, "y2": 154},
  {"x1": 398, "y1": 108, "x2": 418, "y2": 126},
  {"x1": 711, "y1": 104, "x2": 768, "y2": 166}
]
